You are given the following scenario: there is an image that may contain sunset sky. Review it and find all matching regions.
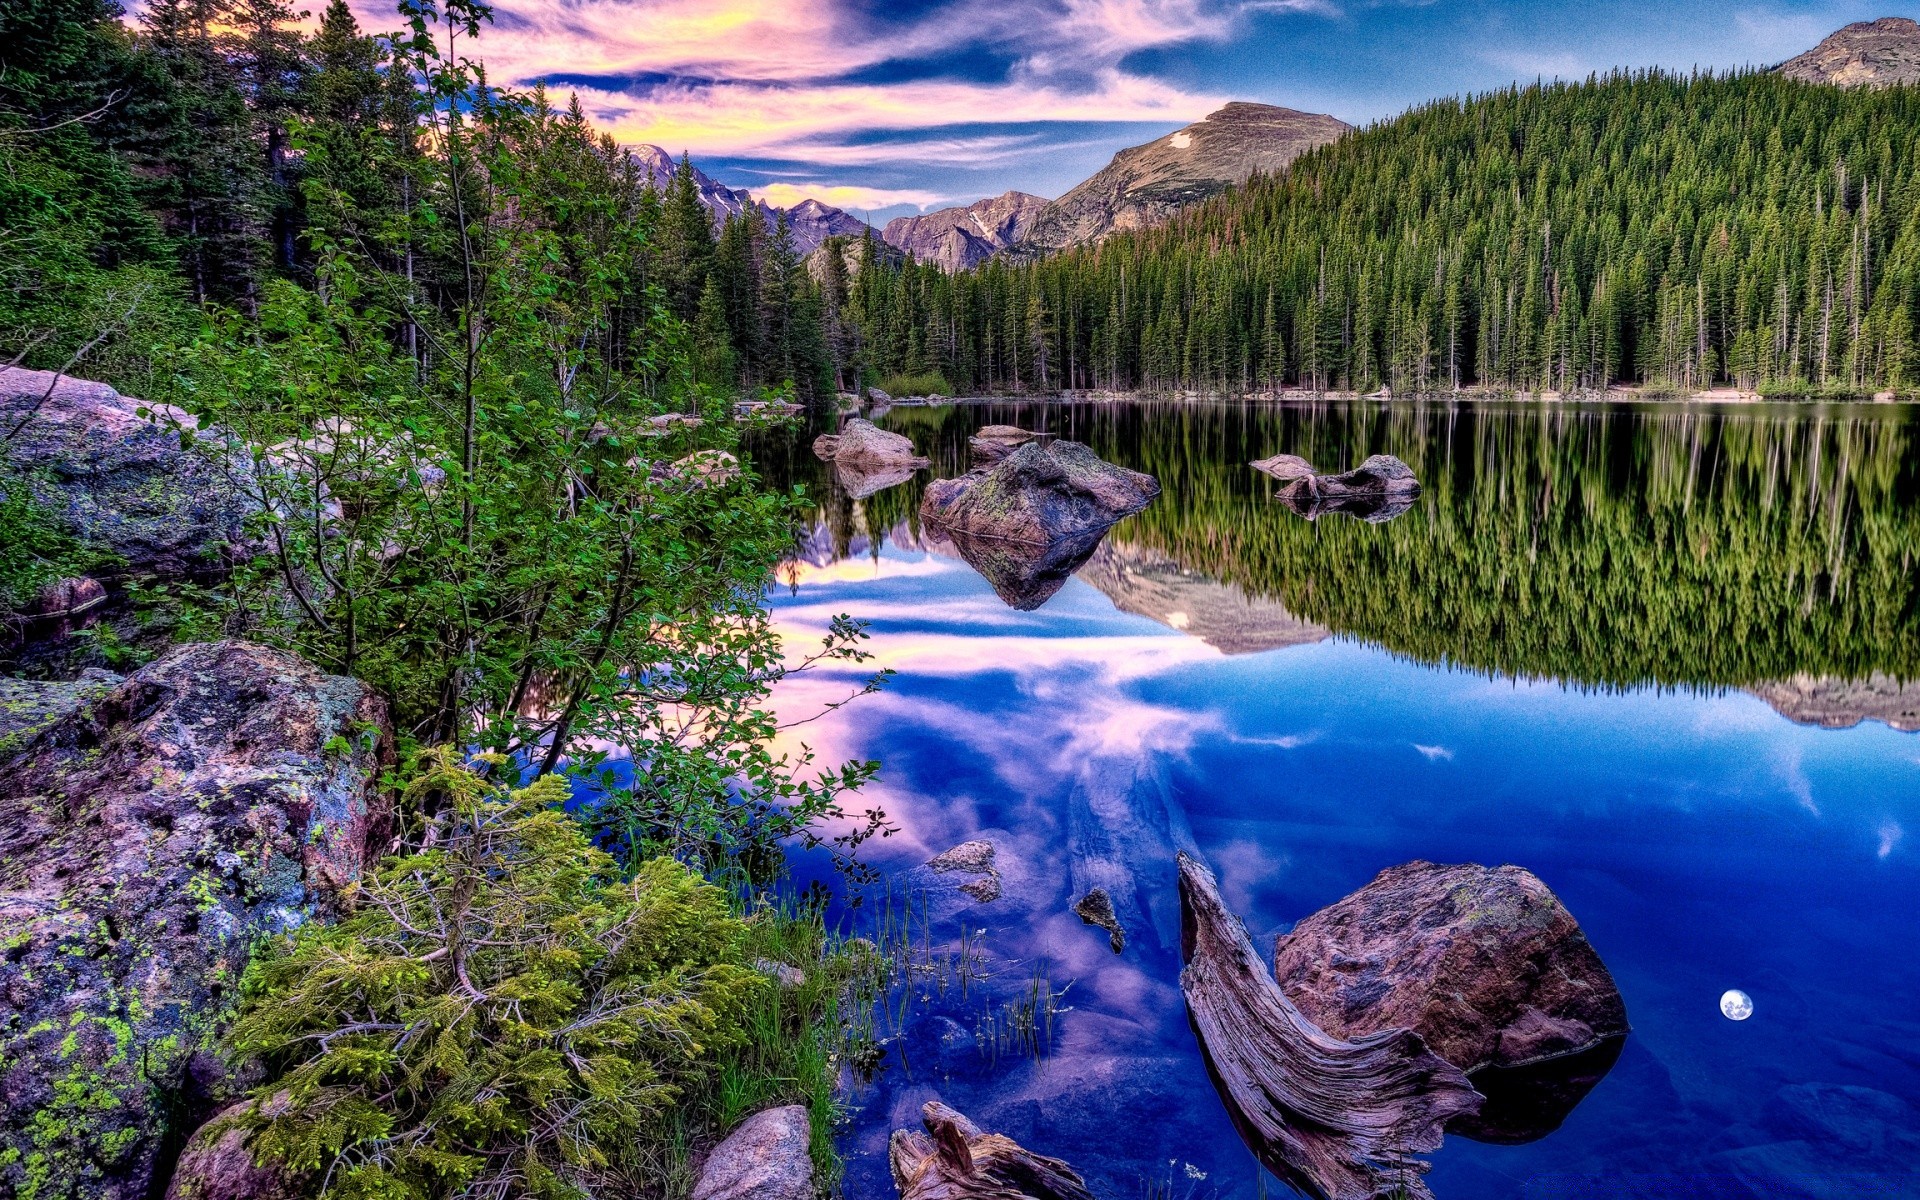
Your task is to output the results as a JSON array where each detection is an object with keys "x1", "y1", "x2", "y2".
[{"x1": 337, "y1": 0, "x2": 1918, "y2": 221}]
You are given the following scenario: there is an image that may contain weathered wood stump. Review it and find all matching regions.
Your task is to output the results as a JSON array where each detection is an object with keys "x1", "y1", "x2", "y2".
[
  {"x1": 1176, "y1": 853, "x2": 1481, "y2": 1200},
  {"x1": 889, "y1": 1102, "x2": 1093, "y2": 1200}
]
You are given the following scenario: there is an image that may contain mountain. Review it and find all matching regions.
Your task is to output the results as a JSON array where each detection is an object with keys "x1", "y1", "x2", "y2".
[
  {"x1": 1019, "y1": 102, "x2": 1350, "y2": 253},
  {"x1": 630, "y1": 145, "x2": 874, "y2": 256},
  {"x1": 1777, "y1": 17, "x2": 1920, "y2": 87},
  {"x1": 1075, "y1": 542, "x2": 1328, "y2": 656},
  {"x1": 882, "y1": 191, "x2": 1051, "y2": 271}
]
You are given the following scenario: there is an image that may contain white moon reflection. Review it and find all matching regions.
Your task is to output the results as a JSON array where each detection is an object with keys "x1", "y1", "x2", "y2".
[{"x1": 1720, "y1": 989, "x2": 1754, "y2": 1020}]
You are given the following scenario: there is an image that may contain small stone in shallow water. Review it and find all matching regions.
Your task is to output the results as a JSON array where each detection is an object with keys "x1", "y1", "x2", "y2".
[
  {"x1": 927, "y1": 839, "x2": 1002, "y2": 903},
  {"x1": 1072, "y1": 888, "x2": 1126, "y2": 953},
  {"x1": 1720, "y1": 989, "x2": 1754, "y2": 1020}
]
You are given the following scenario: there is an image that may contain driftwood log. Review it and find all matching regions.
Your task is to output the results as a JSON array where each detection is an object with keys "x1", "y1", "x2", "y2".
[
  {"x1": 889, "y1": 1102, "x2": 1093, "y2": 1200},
  {"x1": 1176, "y1": 853, "x2": 1481, "y2": 1200}
]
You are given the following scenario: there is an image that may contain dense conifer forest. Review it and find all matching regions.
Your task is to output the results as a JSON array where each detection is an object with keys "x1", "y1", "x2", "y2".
[
  {"x1": 0, "y1": 0, "x2": 840, "y2": 402},
  {"x1": 849, "y1": 72, "x2": 1920, "y2": 397}
]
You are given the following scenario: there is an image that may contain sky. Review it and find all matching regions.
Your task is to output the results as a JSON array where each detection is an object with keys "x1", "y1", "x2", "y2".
[{"x1": 334, "y1": 0, "x2": 1920, "y2": 223}]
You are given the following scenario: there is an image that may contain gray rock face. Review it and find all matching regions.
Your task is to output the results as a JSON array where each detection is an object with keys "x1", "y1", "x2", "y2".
[
  {"x1": 0, "y1": 667, "x2": 122, "y2": 754},
  {"x1": 921, "y1": 440, "x2": 1159, "y2": 546},
  {"x1": 1021, "y1": 103, "x2": 1349, "y2": 252},
  {"x1": 692, "y1": 1105, "x2": 814, "y2": 1200},
  {"x1": 0, "y1": 641, "x2": 391, "y2": 1200},
  {"x1": 1747, "y1": 672, "x2": 1920, "y2": 732},
  {"x1": 1777, "y1": 17, "x2": 1920, "y2": 87},
  {"x1": 0, "y1": 369, "x2": 256, "y2": 580},
  {"x1": 814, "y1": 418, "x2": 929, "y2": 473},
  {"x1": 883, "y1": 191, "x2": 1051, "y2": 270}
]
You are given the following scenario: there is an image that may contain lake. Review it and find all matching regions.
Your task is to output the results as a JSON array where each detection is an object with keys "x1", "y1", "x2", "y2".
[{"x1": 751, "y1": 398, "x2": 1920, "y2": 1200}]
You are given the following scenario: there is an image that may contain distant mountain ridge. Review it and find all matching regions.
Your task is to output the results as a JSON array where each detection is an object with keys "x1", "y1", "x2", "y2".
[
  {"x1": 879, "y1": 102, "x2": 1349, "y2": 269},
  {"x1": 1776, "y1": 17, "x2": 1920, "y2": 87},
  {"x1": 882, "y1": 191, "x2": 1050, "y2": 271},
  {"x1": 1020, "y1": 102, "x2": 1349, "y2": 254},
  {"x1": 631, "y1": 145, "x2": 873, "y2": 256}
]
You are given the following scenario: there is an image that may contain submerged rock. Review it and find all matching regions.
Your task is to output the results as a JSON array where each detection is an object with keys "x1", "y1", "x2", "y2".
[
  {"x1": 890, "y1": 1101, "x2": 1093, "y2": 1200},
  {"x1": 1072, "y1": 888, "x2": 1126, "y2": 953},
  {"x1": 0, "y1": 369, "x2": 256, "y2": 580},
  {"x1": 921, "y1": 439, "x2": 1159, "y2": 545},
  {"x1": 968, "y1": 424, "x2": 1041, "y2": 465},
  {"x1": 927, "y1": 839, "x2": 1002, "y2": 902},
  {"x1": 693, "y1": 1105, "x2": 814, "y2": 1200},
  {"x1": 0, "y1": 641, "x2": 391, "y2": 1200},
  {"x1": 1177, "y1": 853, "x2": 1480, "y2": 1200},
  {"x1": 1272, "y1": 860, "x2": 1628, "y2": 1144},
  {"x1": 814, "y1": 418, "x2": 930, "y2": 473}
]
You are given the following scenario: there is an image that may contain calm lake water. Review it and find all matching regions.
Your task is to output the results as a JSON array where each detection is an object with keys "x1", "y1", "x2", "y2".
[{"x1": 751, "y1": 399, "x2": 1920, "y2": 1200}]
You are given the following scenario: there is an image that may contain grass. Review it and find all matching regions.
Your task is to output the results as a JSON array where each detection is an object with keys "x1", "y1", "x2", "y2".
[{"x1": 873, "y1": 371, "x2": 953, "y2": 398}]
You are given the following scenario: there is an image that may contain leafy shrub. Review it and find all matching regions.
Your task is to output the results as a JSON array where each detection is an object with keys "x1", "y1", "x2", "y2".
[
  {"x1": 226, "y1": 752, "x2": 769, "y2": 1200},
  {"x1": 0, "y1": 463, "x2": 78, "y2": 614},
  {"x1": 872, "y1": 371, "x2": 952, "y2": 398}
]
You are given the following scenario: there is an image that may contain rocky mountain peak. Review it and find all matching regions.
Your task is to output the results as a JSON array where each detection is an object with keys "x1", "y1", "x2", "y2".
[
  {"x1": 1777, "y1": 17, "x2": 1920, "y2": 87},
  {"x1": 882, "y1": 190, "x2": 1052, "y2": 272},
  {"x1": 1017, "y1": 102, "x2": 1350, "y2": 253},
  {"x1": 631, "y1": 144, "x2": 874, "y2": 255}
]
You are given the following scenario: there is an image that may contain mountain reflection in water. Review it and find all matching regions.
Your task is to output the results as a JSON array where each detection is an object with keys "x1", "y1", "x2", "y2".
[{"x1": 750, "y1": 399, "x2": 1920, "y2": 1199}]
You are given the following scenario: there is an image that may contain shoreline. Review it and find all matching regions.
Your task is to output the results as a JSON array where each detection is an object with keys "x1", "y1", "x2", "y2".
[{"x1": 871, "y1": 386, "x2": 1916, "y2": 407}]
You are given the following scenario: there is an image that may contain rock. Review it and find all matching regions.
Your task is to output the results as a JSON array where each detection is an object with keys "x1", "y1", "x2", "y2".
[
  {"x1": 890, "y1": 1101, "x2": 1094, "y2": 1200},
  {"x1": 883, "y1": 191, "x2": 1051, "y2": 271},
  {"x1": 1272, "y1": 453, "x2": 1419, "y2": 500},
  {"x1": 641, "y1": 412, "x2": 704, "y2": 437},
  {"x1": 921, "y1": 440, "x2": 1159, "y2": 546},
  {"x1": 753, "y1": 958, "x2": 806, "y2": 989},
  {"x1": 1278, "y1": 488, "x2": 1416, "y2": 524},
  {"x1": 0, "y1": 368, "x2": 257, "y2": 580},
  {"x1": 1072, "y1": 888, "x2": 1125, "y2": 953},
  {"x1": 0, "y1": 667, "x2": 122, "y2": 757},
  {"x1": 1272, "y1": 860, "x2": 1628, "y2": 1143},
  {"x1": 692, "y1": 1104, "x2": 814, "y2": 1200},
  {"x1": 0, "y1": 641, "x2": 391, "y2": 1200},
  {"x1": 1249, "y1": 453, "x2": 1316, "y2": 481},
  {"x1": 868, "y1": 387, "x2": 893, "y2": 403},
  {"x1": 1177, "y1": 854, "x2": 1480, "y2": 1200},
  {"x1": 1273, "y1": 860, "x2": 1627, "y2": 1074},
  {"x1": 967, "y1": 425, "x2": 1040, "y2": 465},
  {"x1": 670, "y1": 449, "x2": 741, "y2": 488},
  {"x1": 813, "y1": 418, "x2": 930, "y2": 473},
  {"x1": 32, "y1": 575, "x2": 108, "y2": 618},
  {"x1": 162, "y1": 1099, "x2": 301, "y2": 1200},
  {"x1": 1776, "y1": 17, "x2": 1920, "y2": 87},
  {"x1": 928, "y1": 839, "x2": 1001, "y2": 902}
]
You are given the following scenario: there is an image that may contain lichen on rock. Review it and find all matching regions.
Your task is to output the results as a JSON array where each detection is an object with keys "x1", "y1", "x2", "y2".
[{"x1": 0, "y1": 641, "x2": 390, "y2": 1200}]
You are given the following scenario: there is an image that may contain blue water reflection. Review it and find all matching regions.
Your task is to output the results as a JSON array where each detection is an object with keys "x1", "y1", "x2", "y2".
[{"x1": 768, "y1": 524, "x2": 1920, "y2": 1199}]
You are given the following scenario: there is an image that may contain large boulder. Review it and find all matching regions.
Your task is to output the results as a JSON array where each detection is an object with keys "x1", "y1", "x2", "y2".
[
  {"x1": 813, "y1": 418, "x2": 929, "y2": 473},
  {"x1": 692, "y1": 1105, "x2": 814, "y2": 1200},
  {"x1": 1272, "y1": 860, "x2": 1628, "y2": 1143},
  {"x1": 921, "y1": 440, "x2": 1159, "y2": 545},
  {"x1": 0, "y1": 641, "x2": 391, "y2": 1200},
  {"x1": 0, "y1": 369, "x2": 256, "y2": 580},
  {"x1": 922, "y1": 521, "x2": 1107, "y2": 611}
]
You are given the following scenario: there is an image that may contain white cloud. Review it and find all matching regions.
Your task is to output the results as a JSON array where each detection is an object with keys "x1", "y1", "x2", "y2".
[{"x1": 1413, "y1": 743, "x2": 1454, "y2": 761}]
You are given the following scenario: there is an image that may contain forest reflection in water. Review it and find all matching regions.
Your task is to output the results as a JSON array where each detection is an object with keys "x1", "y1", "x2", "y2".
[
  {"x1": 759, "y1": 397, "x2": 1920, "y2": 698},
  {"x1": 749, "y1": 398, "x2": 1920, "y2": 1198}
]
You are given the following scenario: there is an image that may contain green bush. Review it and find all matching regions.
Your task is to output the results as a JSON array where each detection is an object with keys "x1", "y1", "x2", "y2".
[
  {"x1": 872, "y1": 371, "x2": 952, "y2": 398},
  {"x1": 0, "y1": 464, "x2": 78, "y2": 614},
  {"x1": 226, "y1": 753, "x2": 770, "y2": 1200}
]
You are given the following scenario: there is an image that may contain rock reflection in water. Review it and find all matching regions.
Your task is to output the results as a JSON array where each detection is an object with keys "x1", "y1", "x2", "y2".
[
  {"x1": 1276, "y1": 488, "x2": 1416, "y2": 523},
  {"x1": 833, "y1": 460, "x2": 920, "y2": 500},
  {"x1": 1451, "y1": 1036, "x2": 1625, "y2": 1145},
  {"x1": 921, "y1": 523, "x2": 1110, "y2": 610}
]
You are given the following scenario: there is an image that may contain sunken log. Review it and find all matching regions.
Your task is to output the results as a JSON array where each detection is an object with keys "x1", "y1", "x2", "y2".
[
  {"x1": 1176, "y1": 853, "x2": 1481, "y2": 1200},
  {"x1": 889, "y1": 1102, "x2": 1093, "y2": 1200}
]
